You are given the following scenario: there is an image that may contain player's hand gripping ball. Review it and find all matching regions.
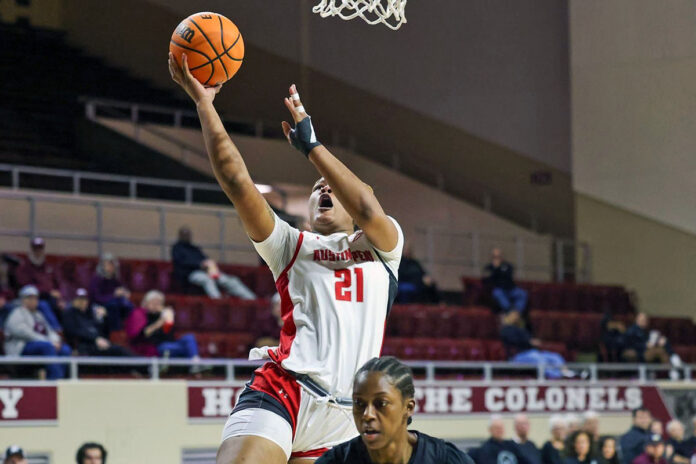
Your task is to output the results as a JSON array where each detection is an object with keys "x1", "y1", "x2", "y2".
[{"x1": 169, "y1": 12, "x2": 244, "y2": 87}]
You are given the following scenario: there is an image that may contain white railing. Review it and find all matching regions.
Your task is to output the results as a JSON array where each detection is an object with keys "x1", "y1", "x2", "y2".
[{"x1": 0, "y1": 357, "x2": 692, "y2": 384}]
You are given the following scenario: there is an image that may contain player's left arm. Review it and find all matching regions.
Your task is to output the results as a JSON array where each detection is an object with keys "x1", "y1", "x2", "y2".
[{"x1": 280, "y1": 85, "x2": 399, "y2": 252}]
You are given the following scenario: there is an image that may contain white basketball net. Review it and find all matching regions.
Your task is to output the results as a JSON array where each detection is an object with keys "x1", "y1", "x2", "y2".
[{"x1": 313, "y1": 0, "x2": 407, "y2": 30}]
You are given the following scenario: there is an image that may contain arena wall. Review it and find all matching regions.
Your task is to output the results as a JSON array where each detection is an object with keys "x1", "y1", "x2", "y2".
[
  {"x1": 0, "y1": 380, "x2": 653, "y2": 464},
  {"x1": 570, "y1": 0, "x2": 696, "y2": 316}
]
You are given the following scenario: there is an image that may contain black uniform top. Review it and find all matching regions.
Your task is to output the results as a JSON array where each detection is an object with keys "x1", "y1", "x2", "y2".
[{"x1": 316, "y1": 431, "x2": 473, "y2": 464}]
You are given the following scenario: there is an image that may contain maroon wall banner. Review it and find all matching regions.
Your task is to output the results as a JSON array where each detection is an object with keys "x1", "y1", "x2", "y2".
[
  {"x1": 0, "y1": 384, "x2": 58, "y2": 425},
  {"x1": 187, "y1": 382, "x2": 672, "y2": 422}
]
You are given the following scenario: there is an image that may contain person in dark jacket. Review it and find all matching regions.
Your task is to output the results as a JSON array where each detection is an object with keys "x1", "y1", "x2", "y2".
[
  {"x1": 501, "y1": 311, "x2": 571, "y2": 379},
  {"x1": 600, "y1": 309, "x2": 626, "y2": 363},
  {"x1": 88, "y1": 253, "x2": 133, "y2": 331},
  {"x1": 483, "y1": 248, "x2": 527, "y2": 313},
  {"x1": 597, "y1": 436, "x2": 620, "y2": 464},
  {"x1": 619, "y1": 408, "x2": 652, "y2": 464},
  {"x1": 515, "y1": 414, "x2": 542, "y2": 464},
  {"x1": 666, "y1": 420, "x2": 694, "y2": 463},
  {"x1": 62, "y1": 288, "x2": 132, "y2": 358},
  {"x1": 469, "y1": 415, "x2": 531, "y2": 464},
  {"x1": 542, "y1": 415, "x2": 568, "y2": 464},
  {"x1": 564, "y1": 431, "x2": 597, "y2": 464},
  {"x1": 316, "y1": 357, "x2": 473, "y2": 464},
  {"x1": 396, "y1": 244, "x2": 439, "y2": 303},
  {"x1": 622, "y1": 313, "x2": 683, "y2": 380},
  {"x1": 171, "y1": 226, "x2": 255, "y2": 299},
  {"x1": 631, "y1": 434, "x2": 667, "y2": 464}
]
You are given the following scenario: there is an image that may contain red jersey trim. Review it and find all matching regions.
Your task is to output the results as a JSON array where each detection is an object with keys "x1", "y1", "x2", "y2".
[{"x1": 271, "y1": 232, "x2": 304, "y2": 365}]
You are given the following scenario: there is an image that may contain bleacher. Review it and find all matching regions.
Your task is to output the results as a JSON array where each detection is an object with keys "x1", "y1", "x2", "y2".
[{"x1": 3, "y1": 254, "x2": 695, "y2": 368}]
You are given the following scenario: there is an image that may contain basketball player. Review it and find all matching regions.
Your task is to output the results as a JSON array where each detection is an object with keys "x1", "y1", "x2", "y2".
[
  {"x1": 317, "y1": 357, "x2": 473, "y2": 464},
  {"x1": 169, "y1": 53, "x2": 403, "y2": 464}
]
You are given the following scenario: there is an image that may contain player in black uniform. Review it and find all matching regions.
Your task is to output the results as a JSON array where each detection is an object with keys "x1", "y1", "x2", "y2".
[{"x1": 316, "y1": 356, "x2": 473, "y2": 464}]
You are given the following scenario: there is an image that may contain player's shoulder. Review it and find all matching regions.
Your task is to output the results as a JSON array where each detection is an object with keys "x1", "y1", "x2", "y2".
[
  {"x1": 413, "y1": 431, "x2": 474, "y2": 463},
  {"x1": 316, "y1": 436, "x2": 368, "y2": 463}
]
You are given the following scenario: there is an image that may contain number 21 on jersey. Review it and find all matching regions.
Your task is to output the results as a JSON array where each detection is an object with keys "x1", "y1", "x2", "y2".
[{"x1": 334, "y1": 268, "x2": 364, "y2": 302}]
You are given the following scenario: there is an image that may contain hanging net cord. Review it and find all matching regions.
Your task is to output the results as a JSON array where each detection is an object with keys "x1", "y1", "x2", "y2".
[{"x1": 313, "y1": 0, "x2": 407, "y2": 30}]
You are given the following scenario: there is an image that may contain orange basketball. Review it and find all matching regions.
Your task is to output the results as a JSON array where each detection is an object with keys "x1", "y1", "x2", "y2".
[{"x1": 169, "y1": 12, "x2": 244, "y2": 86}]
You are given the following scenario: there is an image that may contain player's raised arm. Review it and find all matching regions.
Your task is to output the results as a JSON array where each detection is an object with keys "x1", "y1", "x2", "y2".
[
  {"x1": 280, "y1": 85, "x2": 399, "y2": 252},
  {"x1": 168, "y1": 52, "x2": 274, "y2": 243}
]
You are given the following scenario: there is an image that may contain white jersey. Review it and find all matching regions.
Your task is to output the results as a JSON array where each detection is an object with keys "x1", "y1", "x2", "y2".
[{"x1": 252, "y1": 214, "x2": 403, "y2": 397}]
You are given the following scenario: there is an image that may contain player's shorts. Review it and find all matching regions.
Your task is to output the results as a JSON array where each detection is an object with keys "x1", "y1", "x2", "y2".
[{"x1": 221, "y1": 362, "x2": 358, "y2": 460}]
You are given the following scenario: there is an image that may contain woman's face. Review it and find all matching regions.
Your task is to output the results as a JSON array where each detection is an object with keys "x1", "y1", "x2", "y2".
[
  {"x1": 352, "y1": 371, "x2": 415, "y2": 451},
  {"x1": 145, "y1": 296, "x2": 164, "y2": 313},
  {"x1": 308, "y1": 178, "x2": 354, "y2": 235},
  {"x1": 575, "y1": 433, "x2": 590, "y2": 457},
  {"x1": 602, "y1": 438, "x2": 616, "y2": 459}
]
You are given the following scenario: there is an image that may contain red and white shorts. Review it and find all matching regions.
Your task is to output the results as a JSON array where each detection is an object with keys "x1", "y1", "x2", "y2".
[{"x1": 221, "y1": 362, "x2": 357, "y2": 461}]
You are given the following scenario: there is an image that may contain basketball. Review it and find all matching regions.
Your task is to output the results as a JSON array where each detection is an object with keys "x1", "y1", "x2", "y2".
[{"x1": 169, "y1": 12, "x2": 244, "y2": 87}]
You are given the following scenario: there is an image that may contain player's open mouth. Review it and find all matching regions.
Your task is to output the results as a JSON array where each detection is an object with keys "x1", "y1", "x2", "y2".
[
  {"x1": 318, "y1": 193, "x2": 333, "y2": 211},
  {"x1": 362, "y1": 428, "x2": 380, "y2": 441}
]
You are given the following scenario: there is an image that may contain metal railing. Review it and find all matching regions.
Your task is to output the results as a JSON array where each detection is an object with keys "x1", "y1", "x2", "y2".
[
  {"x1": 416, "y1": 226, "x2": 591, "y2": 283},
  {"x1": 0, "y1": 190, "x2": 254, "y2": 262},
  {"x1": 0, "y1": 163, "x2": 224, "y2": 205},
  {"x1": 0, "y1": 357, "x2": 692, "y2": 383}
]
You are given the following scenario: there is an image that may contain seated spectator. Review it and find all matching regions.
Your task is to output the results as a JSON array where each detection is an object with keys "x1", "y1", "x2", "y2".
[
  {"x1": 172, "y1": 226, "x2": 255, "y2": 300},
  {"x1": 566, "y1": 414, "x2": 582, "y2": 435},
  {"x1": 650, "y1": 421, "x2": 663, "y2": 437},
  {"x1": 623, "y1": 313, "x2": 683, "y2": 379},
  {"x1": 14, "y1": 237, "x2": 63, "y2": 330},
  {"x1": 3, "y1": 285, "x2": 71, "y2": 379},
  {"x1": 632, "y1": 434, "x2": 667, "y2": 464},
  {"x1": 396, "y1": 244, "x2": 439, "y2": 303},
  {"x1": 514, "y1": 413, "x2": 541, "y2": 464},
  {"x1": 666, "y1": 420, "x2": 693, "y2": 464},
  {"x1": 564, "y1": 431, "x2": 596, "y2": 464},
  {"x1": 483, "y1": 247, "x2": 528, "y2": 313},
  {"x1": 500, "y1": 311, "x2": 572, "y2": 379},
  {"x1": 75, "y1": 442, "x2": 107, "y2": 464},
  {"x1": 124, "y1": 290, "x2": 203, "y2": 367},
  {"x1": 601, "y1": 309, "x2": 626, "y2": 363},
  {"x1": 597, "y1": 436, "x2": 619, "y2": 464},
  {"x1": 254, "y1": 293, "x2": 282, "y2": 348},
  {"x1": 469, "y1": 415, "x2": 528, "y2": 464},
  {"x1": 583, "y1": 411, "x2": 601, "y2": 454},
  {"x1": 89, "y1": 252, "x2": 133, "y2": 331},
  {"x1": 63, "y1": 288, "x2": 133, "y2": 358},
  {"x1": 3, "y1": 446, "x2": 27, "y2": 464},
  {"x1": 542, "y1": 415, "x2": 568, "y2": 464},
  {"x1": 620, "y1": 408, "x2": 652, "y2": 464}
]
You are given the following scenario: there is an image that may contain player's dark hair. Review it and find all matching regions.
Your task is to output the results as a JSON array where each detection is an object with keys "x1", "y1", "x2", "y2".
[
  {"x1": 76, "y1": 442, "x2": 107, "y2": 464},
  {"x1": 354, "y1": 356, "x2": 415, "y2": 425}
]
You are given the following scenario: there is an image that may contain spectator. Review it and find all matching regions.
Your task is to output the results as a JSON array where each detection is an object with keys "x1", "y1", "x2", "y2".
[
  {"x1": 566, "y1": 414, "x2": 582, "y2": 434},
  {"x1": 666, "y1": 420, "x2": 693, "y2": 463},
  {"x1": 500, "y1": 311, "x2": 573, "y2": 379},
  {"x1": 542, "y1": 415, "x2": 568, "y2": 464},
  {"x1": 3, "y1": 285, "x2": 72, "y2": 379},
  {"x1": 620, "y1": 408, "x2": 652, "y2": 464},
  {"x1": 3, "y1": 446, "x2": 27, "y2": 464},
  {"x1": 649, "y1": 421, "x2": 663, "y2": 437},
  {"x1": 89, "y1": 252, "x2": 133, "y2": 331},
  {"x1": 564, "y1": 431, "x2": 597, "y2": 464},
  {"x1": 469, "y1": 415, "x2": 529, "y2": 464},
  {"x1": 124, "y1": 290, "x2": 204, "y2": 372},
  {"x1": 75, "y1": 442, "x2": 107, "y2": 464},
  {"x1": 631, "y1": 434, "x2": 667, "y2": 464},
  {"x1": 583, "y1": 411, "x2": 601, "y2": 454},
  {"x1": 483, "y1": 248, "x2": 527, "y2": 313},
  {"x1": 600, "y1": 309, "x2": 626, "y2": 363},
  {"x1": 63, "y1": 288, "x2": 133, "y2": 358},
  {"x1": 598, "y1": 436, "x2": 619, "y2": 464},
  {"x1": 254, "y1": 293, "x2": 282, "y2": 348},
  {"x1": 172, "y1": 226, "x2": 255, "y2": 299},
  {"x1": 623, "y1": 313, "x2": 683, "y2": 380},
  {"x1": 396, "y1": 244, "x2": 439, "y2": 303},
  {"x1": 515, "y1": 413, "x2": 542, "y2": 464},
  {"x1": 14, "y1": 237, "x2": 63, "y2": 330}
]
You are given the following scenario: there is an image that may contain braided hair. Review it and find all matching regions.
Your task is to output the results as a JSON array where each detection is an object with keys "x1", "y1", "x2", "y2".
[{"x1": 354, "y1": 356, "x2": 415, "y2": 425}]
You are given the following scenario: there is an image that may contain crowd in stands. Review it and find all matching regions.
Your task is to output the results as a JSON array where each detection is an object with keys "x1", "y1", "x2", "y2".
[
  {"x1": 3, "y1": 442, "x2": 106, "y2": 464},
  {"x1": 468, "y1": 409, "x2": 696, "y2": 464}
]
